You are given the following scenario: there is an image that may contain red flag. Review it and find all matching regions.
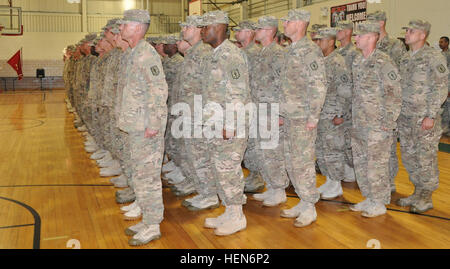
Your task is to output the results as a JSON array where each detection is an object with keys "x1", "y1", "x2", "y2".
[{"x1": 7, "y1": 49, "x2": 23, "y2": 80}]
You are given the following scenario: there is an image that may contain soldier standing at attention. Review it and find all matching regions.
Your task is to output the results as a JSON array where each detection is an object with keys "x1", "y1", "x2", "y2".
[
  {"x1": 177, "y1": 15, "x2": 219, "y2": 210},
  {"x1": 251, "y1": 15, "x2": 290, "y2": 207},
  {"x1": 438, "y1": 36, "x2": 450, "y2": 136},
  {"x1": 117, "y1": 9, "x2": 168, "y2": 246},
  {"x1": 200, "y1": 11, "x2": 250, "y2": 236},
  {"x1": 335, "y1": 20, "x2": 361, "y2": 183},
  {"x1": 349, "y1": 21, "x2": 402, "y2": 217},
  {"x1": 233, "y1": 20, "x2": 265, "y2": 193},
  {"x1": 314, "y1": 27, "x2": 353, "y2": 200},
  {"x1": 396, "y1": 20, "x2": 448, "y2": 213},
  {"x1": 367, "y1": 10, "x2": 407, "y2": 192},
  {"x1": 278, "y1": 9, "x2": 327, "y2": 227}
]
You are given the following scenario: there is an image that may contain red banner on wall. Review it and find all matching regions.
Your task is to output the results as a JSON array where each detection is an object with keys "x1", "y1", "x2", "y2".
[
  {"x1": 7, "y1": 49, "x2": 23, "y2": 80},
  {"x1": 330, "y1": 0, "x2": 367, "y2": 27}
]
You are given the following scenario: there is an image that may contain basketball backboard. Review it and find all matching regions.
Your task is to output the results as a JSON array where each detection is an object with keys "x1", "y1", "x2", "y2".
[{"x1": 0, "y1": 6, "x2": 23, "y2": 36}]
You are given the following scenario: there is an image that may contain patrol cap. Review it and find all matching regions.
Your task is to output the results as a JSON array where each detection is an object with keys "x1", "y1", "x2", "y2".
[
  {"x1": 84, "y1": 33, "x2": 97, "y2": 42},
  {"x1": 67, "y1": 45, "x2": 76, "y2": 52},
  {"x1": 335, "y1": 20, "x2": 354, "y2": 31},
  {"x1": 93, "y1": 36, "x2": 102, "y2": 46},
  {"x1": 102, "y1": 18, "x2": 121, "y2": 31},
  {"x1": 162, "y1": 34, "x2": 179, "y2": 45},
  {"x1": 110, "y1": 24, "x2": 121, "y2": 34},
  {"x1": 153, "y1": 36, "x2": 164, "y2": 44},
  {"x1": 367, "y1": 10, "x2": 387, "y2": 22},
  {"x1": 352, "y1": 21, "x2": 380, "y2": 36},
  {"x1": 281, "y1": 9, "x2": 311, "y2": 22},
  {"x1": 315, "y1": 27, "x2": 338, "y2": 39},
  {"x1": 179, "y1": 15, "x2": 203, "y2": 28},
  {"x1": 232, "y1": 20, "x2": 256, "y2": 32},
  {"x1": 254, "y1": 16, "x2": 278, "y2": 29},
  {"x1": 146, "y1": 36, "x2": 157, "y2": 43},
  {"x1": 118, "y1": 9, "x2": 151, "y2": 24},
  {"x1": 198, "y1": 11, "x2": 230, "y2": 26},
  {"x1": 308, "y1": 24, "x2": 327, "y2": 34},
  {"x1": 402, "y1": 19, "x2": 431, "y2": 34}
]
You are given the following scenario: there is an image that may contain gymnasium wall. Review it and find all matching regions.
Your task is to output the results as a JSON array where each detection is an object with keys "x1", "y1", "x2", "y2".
[
  {"x1": 0, "y1": 0, "x2": 182, "y2": 89},
  {"x1": 0, "y1": 0, "x2": 449, "y2": 88}
]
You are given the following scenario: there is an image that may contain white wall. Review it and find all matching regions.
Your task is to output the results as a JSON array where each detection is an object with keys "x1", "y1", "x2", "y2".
[
  {"x1": 1, "y1": 0, "x2": 449, "y2": 79},
  {"x1": 0, "y1": 0, "x2": 182, "y2": 79},
  {"x1": 255, "y1": 0, "x2": 449, "y2": 46}
]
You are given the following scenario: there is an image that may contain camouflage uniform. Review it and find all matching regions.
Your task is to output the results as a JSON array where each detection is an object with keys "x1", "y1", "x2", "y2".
[
  {"x1": 162, "y1": 51, "x2": 184, "y2": 164},
  {"x1": 280, "y1": 35, "x2": 327, "y2": 204},
  {"x1": 178, "y1": 40, "x2": 215, "y2": 198},
  {"x1": 316, "y1": 48, "x2": 352, "y2": 183},
  {"x1": 67, "y1": 57, "x2": 77, "y2": 107},
  {"x1": 202, "y1": 39, "x2": 250, "y2": 206},
  {"x1": 63, "y1": 57, "x2": 71, "y2": 100},
  {"x1": 251, "y1": 40, "x2": 289, "y2": 190},
  {"x1": 441, "y1": 50, "x2": 450, "y2": 135},
  {"x1": 118, "y1": 39, "x2": 168, "y2": 225},
  {"x1": 352, "y1": 47, "x2": 402, "y2": 204},
  {"x1": 80, "y1": 54, "x2": 97, "y2": 129},
  {"x1": 368, "y1": 11, "x2": 407, "y2": 186},
  {"x1": 102, "y1": 48, "x2": 122, "y2": 154},
  {"x1": 398, "y1": 24, "x2": 448, "y2": 194},
  {"x1": 336, "y1": 21, "x2": 361, "y2": 173},
  {"x1": 87, "y1": 55, "x2": 105, "y2": 144},
  {"x1": 95, "y1": 50, "x2": 114, "y2": 151},
  {"x1": 74, "y1": 58, "x2": 84, "y2": 116},
  {"x1": 240, "y1": 39, "x2": 264, "y2": 191},
  {"x1": 114, "y1": 48, "x2": 133, "y2": 187}
]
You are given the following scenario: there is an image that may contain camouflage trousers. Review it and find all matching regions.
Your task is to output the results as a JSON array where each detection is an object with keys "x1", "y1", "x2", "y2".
[
  {"x1": 442, "y1": 98, "x2": 450, "y2": 134},
  {"x1": 316, "y1": 119, "x2": 346, "y2": 182},
  {"x1": 398, "y1": 115, "x2": 441, "y2": 192},
  {"x1": 208, "y1": 137, "x2": 247, "y2": 206},
  {"x1": 117, "y1": 130, "x2": 133, "y2": 188},
  {"x1": 389, "y1": 129, "x2": 399, "y2": 184},
  {"x1": 352, "y1": 127, "x2": 392, "y2": 204},
  {"x1": 283, "y1": 118, "x2": 320, "y2": 204},
  {"x1": 73, "y1": 87, "x2": 82, "y2": 114},
  {"x1": 183, "y1": 136, "x2": 216, "y2": 196},
  {"x1": 243, "y1": 138, "x2": 259, "y2": 173},
  {"x1": 254, "y1": 127, "x2": 289, "y2": 189},
  {"x1": 99, "y1": 106, "x2": 113, "y2": 152},
  {"x1": 243, "y1": 137, "x2": 265, "y2": 187},
  {"x1": 65, "y1": 82, "x2": 73, "y2": 103},
  {"x1": 164, "y1": 116, "x2": 177, "y2": 161},
  {"x1": 343, "y1": 119, "x2": 354, "y2": 168},
  {"x1": 128, "y1": 132, "x2": 164, "y2": 225},
  {"x1": 95, "y1": 106, "x2": 111, "y2": 151},
  {"x1": 83, "y1": 105, "x2": 93, "y2": 134},
  {"x1": 91, "y1": 104, "x2": 102, "y2": 148}
]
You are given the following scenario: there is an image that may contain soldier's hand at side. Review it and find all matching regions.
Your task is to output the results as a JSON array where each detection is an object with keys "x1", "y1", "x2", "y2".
[
  {"x1": 306, "y1": 121, "x2": 317, "y2": 131},
  {"x1": 279, "y1": 117, "x2": 284, "y2": 126},
  {"x1": 421, "y1": 117, "x2": 434, "y2": 130},
  {"x1": 145, "y1": 128, "x2": 158, "y2": 138},
  {"x1": 332, "y1": 117, "x2": 344, "y2": 126}
]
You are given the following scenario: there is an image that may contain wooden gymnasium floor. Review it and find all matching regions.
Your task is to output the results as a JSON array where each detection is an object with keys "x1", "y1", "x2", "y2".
[{"x1": 0, "y1": 89, "x2": 449, "y2": 249}]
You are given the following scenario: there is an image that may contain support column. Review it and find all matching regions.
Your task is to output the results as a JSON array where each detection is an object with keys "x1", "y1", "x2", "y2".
[
  {"x1": 81, "y1": 0, "x2": 87, "y2": 33},
  {"x1": 240, "y1": 0, "x2": 248, "y2": 20},
  {"x1": 182, "y1": 0, "x2": 187, "y2": 21}
]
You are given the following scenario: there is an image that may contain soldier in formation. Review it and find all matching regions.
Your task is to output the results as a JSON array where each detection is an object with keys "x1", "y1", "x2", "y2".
[{"x1": 63, "y1": 8, "x2": 447, "y2": 246}]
